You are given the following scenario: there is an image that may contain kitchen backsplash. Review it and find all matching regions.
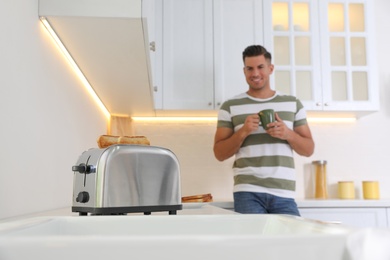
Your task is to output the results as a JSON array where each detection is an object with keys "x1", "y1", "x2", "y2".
[{"x1": 133, "y1": 114, "x2": 390, "y2": 201}]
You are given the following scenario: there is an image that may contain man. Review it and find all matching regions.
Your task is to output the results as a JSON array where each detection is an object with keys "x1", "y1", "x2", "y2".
[{"x1": 213, "y1": 45, "x2": 314, "y2": 216}]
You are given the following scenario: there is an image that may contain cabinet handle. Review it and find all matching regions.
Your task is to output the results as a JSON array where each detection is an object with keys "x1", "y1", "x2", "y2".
[
  {"x1": 324, "y1": 103, "x2": 330, "y2": 106},
  {"x1": 208, "y1": 102, "x2": 212, "y2": 106},
  {"x1": 316, "y1": 102, "x2": 322, "y2": 106},
  {"x1": 150, "y1": 41, "x2": 156, "y2": 52},
  {"x1": 153, "y1": 86, "x2": 158, "y2": 92}
]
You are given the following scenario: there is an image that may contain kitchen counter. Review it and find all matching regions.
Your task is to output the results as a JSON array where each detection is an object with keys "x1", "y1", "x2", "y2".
[
  {"x1": 297, "y1": 199, "x2": 390, "y2": 208},
  {"x1": 0, "y1": 203, "x2": 236, "y2": 224},
  {"x1": 207, "y1": 200, "x2": 390, "y2": 228},
  {"x1": 204, "y1": 199, "x2": 390, "y2": 210},
  {"x1": 3, "y1": 199, "x2": 390, "y2": 223},
  {"x1": 1, "y1": 201, "x2": 390, "y2": 260},
  {"x1": 0, "y1": 204, "x2": 359, "y2": 260}
]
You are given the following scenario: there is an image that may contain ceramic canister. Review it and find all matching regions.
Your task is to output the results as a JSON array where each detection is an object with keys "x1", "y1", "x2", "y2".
[
  {"x1": 362, "y1": 181, "x2": 380, "y2": 199},
  {"x1": 338, "y1": 181, "x2": 355, "y2": 199}
]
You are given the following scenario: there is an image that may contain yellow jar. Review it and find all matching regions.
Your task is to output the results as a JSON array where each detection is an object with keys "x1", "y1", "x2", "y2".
[
  {"x1": 312, "y1": 160, "x2": 328, "y2": 199},
  {"x1": 338, "y1": 181, "x2": 355, "y2": 199},
  {"x1": 362, "y1": 181, "x2": 380, "y2": 199}
]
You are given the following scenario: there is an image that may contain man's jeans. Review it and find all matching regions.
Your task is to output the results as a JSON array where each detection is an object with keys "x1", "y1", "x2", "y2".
[{"x1": 234, "y1": 191, "x2": 300, "y2": 216}]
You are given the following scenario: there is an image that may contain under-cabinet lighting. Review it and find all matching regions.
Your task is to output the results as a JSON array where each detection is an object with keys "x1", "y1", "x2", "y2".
[
  {"x1": 132, "y1": 116, "x2": 356, "y2": 124},
  {"x1": 132, "y1": 117, "x2": 218, "y2": 123},
  {"x1": 40, "y1": 17, "x2": 111, "y2": 119}
]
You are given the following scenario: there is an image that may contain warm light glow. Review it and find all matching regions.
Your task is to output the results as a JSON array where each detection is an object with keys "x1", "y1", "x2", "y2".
[
  {"x1": 272, "y1": 2, "x2": 289, "y2": 30},
  {"x1": 328, "y1": 3, "x2": 345, "y2": 32},
  {"x1": 307, "y1": 117, "x2": 356, "y2": 123},
  {"x1": 40, "y1": 17, "x2": 111, "y2": 119},
  {"x1": 133, "y1": 116, "x2": 356, "y2": 124},
  {"x1": 132, "y1": 117, "x2": 218, "y2": 123}
]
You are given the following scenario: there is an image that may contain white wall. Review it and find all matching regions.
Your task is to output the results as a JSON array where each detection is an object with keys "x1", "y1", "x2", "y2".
[
  {"x1": 1, "y1": 0, "x2": 389, "y2": 220},
  {"x1": 0, "y1": 0, "x2": 107, "y2": 219}
]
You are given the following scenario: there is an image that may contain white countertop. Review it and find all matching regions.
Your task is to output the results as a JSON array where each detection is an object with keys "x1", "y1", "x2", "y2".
[
  {"x1": 2, "y1": 199, "x2": 390, "y2": 223},
  {"x1": 210, "y1": 199, "x2": 390, "y2": 209},
  {"x1": 0, "y1": 204, "x2": 236, "y2": 223},
  {"x1": 0, "y1": 210, "x2": 360, "y2": 260},
  {"x1": 296, "y1": 199, "x2": 390, "y2": 208}
]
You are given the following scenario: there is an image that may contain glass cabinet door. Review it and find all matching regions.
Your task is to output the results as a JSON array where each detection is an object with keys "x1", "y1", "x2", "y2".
[
  {"x1": 264, "y1": 0, "x2": 322, "y2": 111},
  {"x1": 264, "y1": 0, "x2": 378, "y2": 112},
  {"x1": 319, "y1": 1, "x2": 377, "y2": 111}
]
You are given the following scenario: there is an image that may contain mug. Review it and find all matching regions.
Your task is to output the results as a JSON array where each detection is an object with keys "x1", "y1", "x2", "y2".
[
  {"x1": 362, "y1": 181, "x2": 380, "y2": 200},
  {"x1": 258, "y1": 109, "x2": 275, "y2": 130}
]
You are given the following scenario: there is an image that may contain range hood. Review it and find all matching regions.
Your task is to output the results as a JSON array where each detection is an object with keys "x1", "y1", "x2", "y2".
[{"x1": 39, "y1": 0, "x2": 156, "y2": 116}]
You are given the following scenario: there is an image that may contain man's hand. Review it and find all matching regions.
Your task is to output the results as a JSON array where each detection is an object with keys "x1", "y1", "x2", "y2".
[
  {"x1": 266, "y1": 113, "x2": 314, "y2": 156},
  {"x1": 242, "y1": 114, "x2": 261, "y2": 135},
  {"x1": 266, "y1": 113, "x2": 290, "y2": 140},
  {"x1": 213, "y1": 114, "x2": 260, "y2": 161}
]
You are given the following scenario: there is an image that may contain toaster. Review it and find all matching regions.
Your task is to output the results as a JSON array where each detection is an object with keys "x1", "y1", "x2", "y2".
[{"x1": 71, "y1": 144, "x2": 182, "y2": 215}]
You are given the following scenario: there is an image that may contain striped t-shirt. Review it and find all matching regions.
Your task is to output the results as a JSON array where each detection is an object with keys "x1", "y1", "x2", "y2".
[{"x1": 217, "y1": 91, "x2": 308, "y2": 198}]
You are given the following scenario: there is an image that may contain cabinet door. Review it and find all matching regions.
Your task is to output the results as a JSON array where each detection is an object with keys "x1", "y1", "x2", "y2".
[
  {"x1": 142, "y1": 0, "x2": 160, "y2": 108},
  {"x1": 387, "y1": 208, "x2": 390, "y2": 227},
  {"x1": 162, "y1": 0, "x2": 214, "y2": 110},
  {"x1": 318, "y1": 0, "x2": 378, "y2": 111},
  {"x1": 263, "y1": 0, "x2": 322, "y2": 111},
  {"x1": 213, "y1": 0, "x2": 264, "y2": 108},
  {"x1": 264, "y1": 0, "x2": 378, "y2": 112},
  {"x1": 299, "y1": 208, "x2": 388, "y2": 228}
]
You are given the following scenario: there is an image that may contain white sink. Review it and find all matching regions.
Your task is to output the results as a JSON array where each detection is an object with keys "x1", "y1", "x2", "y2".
[{"x1": 0, "y1": 207, "x2": 354, "y2": 260}]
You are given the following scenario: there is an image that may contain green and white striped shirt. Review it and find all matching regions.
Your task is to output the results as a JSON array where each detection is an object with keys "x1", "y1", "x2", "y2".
[{"x1": 217, "y1": 92, "x2": 308, "y2": 198}]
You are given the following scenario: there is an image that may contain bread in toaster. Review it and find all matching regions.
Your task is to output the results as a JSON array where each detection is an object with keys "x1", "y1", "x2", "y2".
[
  {"x1": 97, "y1": 135, "x2": 150, "y2": 148},
  {"x1": 97, "y1": 135, "x2": 120, "y2": 148},
  {"x1": 118, "y1": 136, "x2": 150, "y2": 146}
]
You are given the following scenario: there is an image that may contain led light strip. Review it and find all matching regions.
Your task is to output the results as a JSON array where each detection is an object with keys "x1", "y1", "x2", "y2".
[
  {"x1": 133, "y1": 116, "x2": 356, "y2": 123},
  {"x1": 132, "y1": 117, "x2": 218, "y2": 123},
  {"x1": 40, "y1": 17, "x2": 111, "y2": 119}
]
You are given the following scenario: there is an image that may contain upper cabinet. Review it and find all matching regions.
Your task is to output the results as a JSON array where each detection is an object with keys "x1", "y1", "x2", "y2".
[
  {"x1": 264, "y1": 0, "x2": 378, "y2": 112},
  {"x1": 213, "y1": 0, "x2": 264, "y2": 109},
  {"x1": 159, "y1": 0, "x2": 214, "y2": 110},
  {"x1": 154, "y1": 0, "x2": 378, "y2": 115},
  {"x1": 154, "y1": 0, "x2": 264, "y2": 111}
]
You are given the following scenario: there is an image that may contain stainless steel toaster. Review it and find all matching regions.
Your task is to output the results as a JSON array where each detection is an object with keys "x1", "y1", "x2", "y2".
[{"x1": 71, "y1": 144, "x2": 182, "y2": 216}]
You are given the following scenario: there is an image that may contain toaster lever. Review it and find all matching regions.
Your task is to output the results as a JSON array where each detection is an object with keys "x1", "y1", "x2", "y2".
[{"x1": 72, "y1": 163, "x2": 95, "y2": 174}]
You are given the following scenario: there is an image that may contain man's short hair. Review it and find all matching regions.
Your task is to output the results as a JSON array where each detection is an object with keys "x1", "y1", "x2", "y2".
[{"x1": 242, "y1": 45, "x2": 272, "y2": 62}]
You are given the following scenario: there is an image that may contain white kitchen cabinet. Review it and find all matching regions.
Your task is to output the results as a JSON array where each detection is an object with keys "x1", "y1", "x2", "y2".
[
  {"x1": 388, "y1": 208, "x2": 390, "y2": 227},
  {"x1": 155, "y1": 0, "x2": 264, "y2": 110},
  {"x1": 154, "y1": 0, "x2": 378, "y2": 113},
  {"x1": 159, "y1": 0, "x2": 214, "y2": 110},
  {"x1": 213, "y1": 0, "x2": 264, "y2": 107},
  {"x1": 143, "y1": 0, "x2": 160, "y2": 108},
  {"x1": 300, "y1": 207, "x2": 388, "y2": 228},
  {"x1": 263, "y1": 0, "x2": 379, "y2": 112}
]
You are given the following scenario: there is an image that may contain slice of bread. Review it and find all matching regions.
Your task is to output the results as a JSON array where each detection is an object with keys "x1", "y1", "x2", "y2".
[
  {"x1": 97, "y1": 135, "x2": 150, "y2": 148},
  {"x1": 97, "y1": 135, "x2": 120, "y2": 148},
  {"x1": 118, "y1": 136, "x2": 150, "y2": 146}
]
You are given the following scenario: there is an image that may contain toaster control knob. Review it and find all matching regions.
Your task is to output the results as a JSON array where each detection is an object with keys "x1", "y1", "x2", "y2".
[
  {"x1": 76, "y1": 191, "x2": 90, "y2": 203},
  {"x1": 72, "y1": 164, "x2": 95, "y2": 174}
]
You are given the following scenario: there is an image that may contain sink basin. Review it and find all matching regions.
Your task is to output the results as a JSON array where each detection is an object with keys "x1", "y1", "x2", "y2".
[{"x1": 0, "y1": 208, "x2": 353, "y2": 260}]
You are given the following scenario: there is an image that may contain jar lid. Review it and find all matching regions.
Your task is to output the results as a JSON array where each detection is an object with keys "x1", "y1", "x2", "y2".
[{"x1": 312, "y1": 160, "x2": 327, "y2": 165}]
